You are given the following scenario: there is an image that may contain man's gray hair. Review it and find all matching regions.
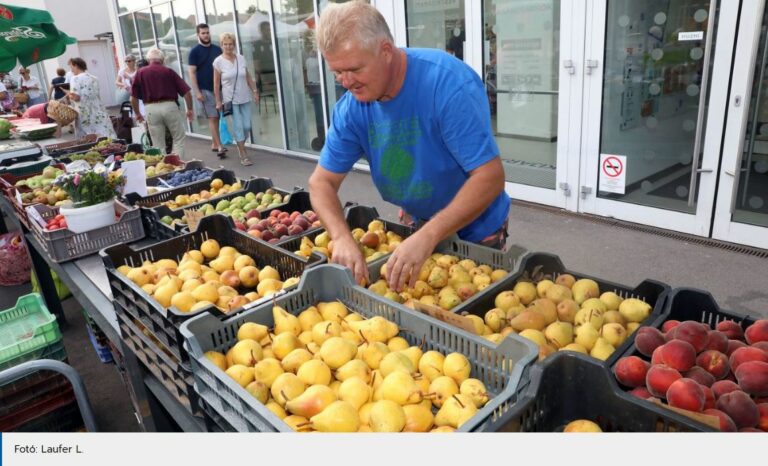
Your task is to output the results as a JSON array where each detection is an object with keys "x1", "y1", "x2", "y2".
[
  {"x1": 146, "y1": 47, "x2": 165, "y2": 63},
  {"x1": 316, "y1": 1, "x2": 393, "y2": 54}
]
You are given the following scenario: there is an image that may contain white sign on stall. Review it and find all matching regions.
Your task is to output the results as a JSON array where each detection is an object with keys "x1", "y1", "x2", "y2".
[{"x1": 599, "y1": 154, "x2": 627, "y2": 194}]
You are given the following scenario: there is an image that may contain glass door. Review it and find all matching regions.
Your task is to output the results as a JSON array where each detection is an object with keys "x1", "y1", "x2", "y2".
[
  {"x1": 483, "y1": 0, "x2": 584, "y2": 210},
  {"x1": 579, "y1": 0, "x2": 737, "y2": 235},
  {"x1": 713, "y1": 0, "x2": 768, "y2": 249}
]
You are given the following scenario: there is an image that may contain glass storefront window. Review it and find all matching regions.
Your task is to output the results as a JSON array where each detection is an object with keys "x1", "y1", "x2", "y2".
[
  {"x1": 153, "y1": 4, "x2": 180, "y2": 74},
  {"x1": 117, "y1": 0, "x2": 148, "y2": 14},
  {"x1": 236, "y1": 0, "x2": 283, "y2": 149},
  {"x1": 119, "y1": 14, "x2": 141, "y2": 58},
  {"x1": 134, "y1": 9, "x2": 156, "y2": 57},
  {"x1": 273, "y1": 0, "x2": 322, "y2": 153},
  {"x1": 204, "y1": 0, "x2": 236, "y2": 29},
  {"x1": 406, "y1": 0, "x2": 466, "y2": 60},
  {"x1": 172, "y1": 0, "x2": 201, "y2": 133},
  {"x1": 598, "y1": 0, "x2": 715, "y2": 214},
  {"x1": 319, "y1": 0, "x2": 351, "y2": 124},
  {"x1": 484, "y1": 0, "x2": 560, "y2": 189}
]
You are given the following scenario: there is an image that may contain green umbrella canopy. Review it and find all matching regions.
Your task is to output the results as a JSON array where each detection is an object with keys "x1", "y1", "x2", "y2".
[{"x1": 0, "y1": 3, "x2": 76, "y2": 72}]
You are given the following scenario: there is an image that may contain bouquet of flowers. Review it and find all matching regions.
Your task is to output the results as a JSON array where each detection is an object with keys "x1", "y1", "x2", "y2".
[{"x1": 54, "y1": 168, "x2": 125, "y2": 208}]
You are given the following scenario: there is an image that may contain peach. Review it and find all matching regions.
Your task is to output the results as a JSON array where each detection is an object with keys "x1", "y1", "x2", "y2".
[
  {"x1": 646, "y1": 364, "x2": 682, "y2": 398},
  {"x1": 716, "y1": 390, "x2": 760, "y2": 429},
  {"x1": 614, "y1": 356, "x2": 650, "y2": 388},
  {"x1": 752, "y1": 341, "x2": 768, "y2": 353},
  {"x1": 716, "y1": 320, "x2": 744, "y2": 341},
  {"x1": 702, "y1": 385, "x2": 716, "y2": 410},
  {"x1": 711, "y1": 380, "x2": 741, "y2": 400},
  {"x1": 696, "y1": 350, "x2": 730, "y2": 380},
  {"x1": 734, "y1": 360, "x2": 768, "y2": 397},
  {"x1": 684, "y1": 366, "x2": 715, "y2": 387},
  {"x1": 704, "y1": 330, "x2": 729, "y2": 353},
  {"x1": 666, "y1": 378, "x2": 706, "y2": 412},
  {"x1": 729, "y1": 346, "x2": 768, "y2": 371},
  {"x1": 655, "y1": 340, "x2": 696, "y2": 371},
  {"x1": 662, "y1": 320, "x2": 680, "y2": 333},
  {"x1": 651, "y1": 345, "x2": 663, "y2": 365},
  {"x1": 629, "y1": 386, "x2": 652, "y2": 400},
  {"x1": 758, "y1": 403, "x2": 768, "y2": 432},
  {"x1": 674, "y1": 321, "x2": 709, "y2": 353},
  {"x1": 745, "y1": 319, "x2": 768, "y2": 345},
  {"x1": 727, "y1": 339, "x2": 747, "y2": 356},
  {"x1": 738, "y1": 427, "x2": 763, "y2": 432},
  {"x1": 702, "y1": 409, "x2": 737, "y2": 432},
  {"x1": 665, "y1": 326, "x2": 678, "y2": 341},
  {"x1": 634, "y1": 327, "x2": 666, "y2": 357}
]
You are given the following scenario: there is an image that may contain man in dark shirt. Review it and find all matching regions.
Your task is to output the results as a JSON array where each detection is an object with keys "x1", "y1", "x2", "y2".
[
  {"x1": 188, "y1": 23, "x2": 225, "y2": 157},
  {"x1": 131, "y1": 47, "x2": 193, "y2": 158}
]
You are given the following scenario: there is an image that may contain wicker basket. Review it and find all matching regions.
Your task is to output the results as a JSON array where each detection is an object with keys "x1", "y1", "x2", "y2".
[
  {"x1": 46, "y1": 100, "x2": 77, "y2": 126},
  {"x1": 13, "y1": 93, "x2": 28, "y2": 105}
]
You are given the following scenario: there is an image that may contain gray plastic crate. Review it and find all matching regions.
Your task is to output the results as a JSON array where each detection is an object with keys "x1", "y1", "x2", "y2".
[
  {"x1": 27, "y1": 201, "x2": 145, "y2": 263},
  {"x1": 368, "y1": 238, "x2": 527, "y2": 316},
  {"x1": 181, "y1": 264, "x2": 538, "y2": 432}
]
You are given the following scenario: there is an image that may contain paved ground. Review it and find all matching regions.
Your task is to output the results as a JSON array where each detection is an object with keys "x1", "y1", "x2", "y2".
[{"x1": 2, "y1": 135, "x2": 767, "y2": 432}]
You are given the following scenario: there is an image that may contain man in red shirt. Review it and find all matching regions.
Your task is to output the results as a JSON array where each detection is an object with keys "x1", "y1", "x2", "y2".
[{"x1": 130, "y1": 47, "x2": 193, "y2": 158}]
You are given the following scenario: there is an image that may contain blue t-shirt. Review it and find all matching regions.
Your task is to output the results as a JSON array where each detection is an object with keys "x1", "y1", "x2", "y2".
[
  {"x1": 320, "y1": 48, "x2": 510, "y2": 243},
  {"x1": 188, "y1": 43, "x2": 222, "y2": 91}
]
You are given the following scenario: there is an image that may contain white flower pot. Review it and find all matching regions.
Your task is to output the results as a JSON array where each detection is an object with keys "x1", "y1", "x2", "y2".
[{"x1": 60, "y1": 199, "x2": 116, "y2": 233}]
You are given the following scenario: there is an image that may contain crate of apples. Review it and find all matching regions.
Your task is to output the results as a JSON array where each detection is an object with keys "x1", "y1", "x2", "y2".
[
  {"x1": 612, "y1": 288, "x2": 768, "y2": 432},
  {"x1": 44, "y1": 214, "x2": 67, "y2": 231}
]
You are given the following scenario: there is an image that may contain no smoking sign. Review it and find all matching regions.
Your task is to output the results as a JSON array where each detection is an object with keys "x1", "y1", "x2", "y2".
[{"x1": 599, "y1": 154, "x2": 627, "y2": 194}]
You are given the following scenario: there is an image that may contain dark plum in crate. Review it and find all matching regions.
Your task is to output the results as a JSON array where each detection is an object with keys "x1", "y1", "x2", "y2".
[
  {"x1": 163, "y1": 168, "x2": 213, "y2": 187},
  {"x1": 240, "y1": 191, "x2": 320, "y2": 243}
]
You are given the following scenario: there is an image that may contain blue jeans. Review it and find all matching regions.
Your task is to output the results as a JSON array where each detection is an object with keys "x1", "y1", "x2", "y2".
[{"x1": 227, "y1": 102, "x2": 251, "y2": 143}]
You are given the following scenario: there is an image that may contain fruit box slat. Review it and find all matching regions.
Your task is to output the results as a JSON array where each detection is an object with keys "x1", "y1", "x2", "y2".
[
  {"x1": 494, "y1": 352, "x2": 714, "y2": 432},
  {"x1": 180, "y1": 264, "x2": 539, "y2": 433},
  {"x1": 99, "y1": 215, "x2": 325, "y2": 365},
  {"x1": 454, "y1": 252, "x2": 671, "y2": 368}
]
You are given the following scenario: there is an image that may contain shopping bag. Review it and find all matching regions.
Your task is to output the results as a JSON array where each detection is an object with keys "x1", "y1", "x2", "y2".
[
  {"x1": 219, "y1": 113, "x2": 233, "y2": 145},
  {"x1": 131, "y1": 124, "x2": 149, "y2": 148}
]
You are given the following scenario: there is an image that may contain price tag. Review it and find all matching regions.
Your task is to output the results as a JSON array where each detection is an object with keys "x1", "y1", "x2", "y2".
[
  {"x1": 184, "y1": 208, "x2": 204, "y2": 232},
  {"x1": 412, "y1": 301, "x2": 478, "y2": 334},
  {"x1": 25, "y1": 205, "x2": 47, "y2": 227}
]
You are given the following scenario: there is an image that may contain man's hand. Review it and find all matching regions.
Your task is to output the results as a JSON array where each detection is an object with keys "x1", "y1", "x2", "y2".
[
  {"x1": 331, "y1": 235, "x2": 369, "y2": 286},
  {"x1": 135, "y1": 114, "x2": 144, "y2": 123},
  {"x1": 186, "y1": 109, "x2": 193, "y2": 121},
  {"x1": 384, "y1": 229, "x2": 439, "y2": 292},
  {"x1": 195, "y1": 92, "x2": 205, "y2": 102}
]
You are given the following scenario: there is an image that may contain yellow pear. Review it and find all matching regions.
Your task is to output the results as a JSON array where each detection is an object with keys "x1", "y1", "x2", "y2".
[
  {"x1": 490, "y1": 269, "x2": 507, "y2": 283},
  {"x1": 545, "y1": 284, "x2": 573, "y2": 304},
  {"x1": 418, "y1": 351, "x2": 445, "y2": 381},
  {"x1": 348, "y1": 316, "x2": 398, "y2": 344},
  {"x1": 400, "y1": 346, "x2": 423, "y2": 370},
  {"x1": 627, "y1": 322, "x2": 640, "y2": 334},
  {"x1": 564, "y1": 419, "x2": 602, "y2": 432},
  {"x1": 429, "y1": 376, "x2": 459, "y2": 408},
  {"x1": 380, "y1": 372, "x2": 423, "y2": 406},
  {"x1": 210, "y1": 255, "x2": 235, "y2": 273},
  {"x1": 181, "y1": 279, "x2": 202, "y2": 293},
  {"x1": 358, "y1": 402, "x2": 374, "y2": 426},
  {"x1": 379, "y1": 351, "x2": 415, "y2": 376},
  {"x1": 170, "y1": 291, "x2": 196, "y2": 313},
  {"x1": 544, "y1": 321, "x2": 574, "y2": 348},
  {"x1": 599, "y1": 291, "x2": 623, "y2": 311},
  {"x1": 387, "y1": 337, "x2": 410, "y2": 352},
  {"x1": 153, "y1": 282, "x2": 177, "y2": 308},
  {"x1": 431, "y1": 426, "x2": 456, "y2": 433},
  {"x1": 618, "y1": 298, "x2": 652, "y2": 323},
  {"x1": 335, "y1": 359, "x2": 371, "y2": 383},
  {"x1": 319, "y1": 336, "x2": 357, "y2": 369},
  {"x1": 317, "y1": 301, "x2": 349, "y2": 322},
  {"x1": 127, "y1": 267, "x2": 152, "y2": 287},
  {"x1": 258, "y1": 265, "x2": 281, "y2": 282},
  {"x1": 204, "y1": 351, "x2": 227, "y2": 371},
  {"x1": 556, "y1": 299, "x2": 580, "y2": 324},
  {"x1": 281, "y1": 348, "x2": 314, "y2": 373},
  {"x1": 237, "y1": 322, "x2": 269, "y2": 342},
  {"x1": 360, "y1": 342, "x2": 390, "y2": 370},
  {"x1": 273, "y1": 305, "x2": 301, "y2": 336},
  {"x1": 298, "y1": 306, "x2": 323, "y2": 332},
  {"x1": 245, "y1": 381, "x2": 269, "y2": 404},
  {"x1": 312, "y1": 320, "x2": 342, "y2": 345},
  {"x1": 560, "y1": 343, "x2": 588, "y2": 354},
  {"x1": 369, "y1": 400, "x2": 406, "y2": 432},
  {"x1": 225, "y1": 364, "x2": 254, "y2": 387},
  {"x1": 435, "y1": 394, "x2": 477, "y2": 429},
  {"x1": 191, "y1": 282, "x2": 218, "y2": 303},
  {"x1": 602, "y1": 310, "x2": 627, "y2": 326},
  {"x1": 601, "y1": 323, "x2": 628, "y2": 348},
  {"x1": 338, "y1": 377, "x2": 372, "y2": 410},
  {"x1": 297, "y1": 359, "x2": 332, "y2": 386},
  {"x1": 574, "y1": 323, "x2": 600, "y2": 351},
  {"x1": 270, "y1": 373, "x2": 306, "y2": 406},
  {"x1": 309, "y1": 400, "x2": 360, "y2": 432},
  {"x1": 298, "y1": 330, "x2": 313, "y2": 346},
  {"x1": 484, "y1": 308, "x2": 507, "y2": 333},
  {"x1": 218, "y1": 246, "x2": 239, "y2": 257},
  {"x1": 178, "y1": 269, "x2": 201, "y2": 282},
  {"x1": 512, "y1": 282, "x2": 537, "y2": 305},
  {"x1": 590, "y1": 337, "x2": 615, "y2": 361},
  {"x1": 272, "y1": 332, "x2": 301, "y2": 360},
  {"x1": 285, "y1": 384, "x2": 337, "y2": 418},
  {"x1": 536, "y1": 279, "x2": 554, "y2": 298},
  {"x1": 257, "y1": 279, "x2": 283, "y2": 297},
  {"x1": 233, "y1": 254, "x2": 256, "y2": 272},
  {"x1": 403, "y1": 403, "x2": 435, "y2": 432},
  {"x1": 519, "y1": 329, "x2": 547, "y2": 347},
  {"x1": 230, "y1": 339, "x2": 263, "y2": 366},
  {"x1": 283, "y1": 415, "x2": 310, "y2": 432},
  {"x1": 459, "y1": 379, "x2": 489, "y2": 408},
  {"x1": 572, "y1": 279, "x2": 600, "y2": 304},
  {"x1": 265, "y1": 400, "x2": 287, "y2": 419},
  {"x1": 574, "y1": 307, "x2": 604, "y2": 330},
  {"x1": 253, "y1": 358, "x2": 284, "y2": 387}
]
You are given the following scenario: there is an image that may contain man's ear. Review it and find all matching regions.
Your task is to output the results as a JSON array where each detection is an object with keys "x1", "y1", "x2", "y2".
[{"x1": 379, "y1": 40, "x2": 394, "y2": 62}]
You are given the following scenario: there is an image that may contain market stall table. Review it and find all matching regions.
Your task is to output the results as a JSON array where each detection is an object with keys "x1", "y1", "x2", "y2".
[{"x1": 0, "y1": 193, "x2": 206, "y2": 432}]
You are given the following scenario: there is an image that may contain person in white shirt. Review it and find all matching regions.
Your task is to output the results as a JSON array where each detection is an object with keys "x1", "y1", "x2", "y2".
[
  {"x1": 19, "y1": 68, "x2": 45, "y2": 106},
  {"x1": 213, "y1": 32, "x2": 259, "y2": 166}
]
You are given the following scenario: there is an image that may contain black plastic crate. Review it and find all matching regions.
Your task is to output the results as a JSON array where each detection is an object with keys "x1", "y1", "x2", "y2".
[
  {"x1": 145, "y1": 160, "x2": 209, "y2": 187},
  {"x1": 457, "y1": 252, "x2": 670, "y2": 367},
  {"x1": 611, "y1": 287, "x2": 759, "y2": 369},
  {"x1": 123, "y1": 168, "x2": 242, "y2": 239},
  {"x1": 141, "y1": 178, "x2": 290, "y2": 240},
  {"x1": 100, "y1": 215, "x2": 324, "y2": 365},
  {"x1": 0, "y1": 384, "x2": 77, "y2": 431},
  {"x1": 10, "y1": 399, "x2": 84, "y2": 432},
  {"x1": 279, "y1": 204, "x2": 415, "y2": 272},
  {"x1": 494, "y1": 352, "x2": 714, "y2": 432}
]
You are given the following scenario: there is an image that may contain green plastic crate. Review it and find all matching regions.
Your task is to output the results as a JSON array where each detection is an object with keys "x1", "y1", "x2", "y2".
[{"x1": 0, "y1": 294, "x2": 61, "y2": 368}]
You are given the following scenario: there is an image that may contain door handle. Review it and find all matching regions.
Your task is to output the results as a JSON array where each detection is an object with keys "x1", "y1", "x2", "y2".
[
  {"x1": 563, "y1": 60, "x2": 576, "y2": 75},
  {"x1": 688, "y1": 0, "x2": 718, "y2": 207},
  {"x1": 696, "y1": 168, "x2": 713, "y2": 173},
  {"x1": 585, "y1": 60, "x2": 599, "y2": 75}
]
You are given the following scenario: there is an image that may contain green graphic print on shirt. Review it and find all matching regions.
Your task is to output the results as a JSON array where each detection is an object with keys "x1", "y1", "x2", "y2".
[{"x1": 369, "y1": 117, "x2": 433, "y2": 205}]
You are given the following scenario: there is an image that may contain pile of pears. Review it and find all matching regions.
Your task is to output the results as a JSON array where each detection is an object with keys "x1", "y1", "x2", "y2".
[
  {"x1": 117, "y1": 239, "x2": 299, "y2": 314},
  {"x1": 369, "y1": 254, "x2": 508, "y2": 309},
  {"x1": 477, "y1": 274, "x2": 651, "y2": 361},
  {"x1": 204, "y1": 302, "x2": 492, "y2": 432},
  {"x1": 293, "y1": 220, "x2": 404, "y2": 264},
  {"x1": 159, "y1": 178, "x2": 242, "y2": 210}
]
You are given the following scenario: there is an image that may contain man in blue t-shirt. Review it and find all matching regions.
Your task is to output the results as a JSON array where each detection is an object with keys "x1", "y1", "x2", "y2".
[
  {"x1": 310, "y1": 2, "x2": 510, "y2": 291},
  {"x1": 188, "y1": 23, "x2": 225, "y2": 157}
]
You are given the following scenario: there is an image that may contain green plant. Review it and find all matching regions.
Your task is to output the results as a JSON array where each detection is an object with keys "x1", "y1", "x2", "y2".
[{"x1": 54, "y1": 169, "x2": 125, "y2": 208}]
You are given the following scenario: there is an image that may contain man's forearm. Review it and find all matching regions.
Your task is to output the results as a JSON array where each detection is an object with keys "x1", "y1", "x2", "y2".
[
  {"x1": 130, "y1": 96, "x2": 140, "y2": 117},
  {"x1": 183, "y1": 92, "x2": 193, "y2": 109},
  {"x1": 188, "y1": 69, "x2": 201, "y2": 95},
  {"x1": 418, "y1": 158, "x2": 505, "y2": 244}
]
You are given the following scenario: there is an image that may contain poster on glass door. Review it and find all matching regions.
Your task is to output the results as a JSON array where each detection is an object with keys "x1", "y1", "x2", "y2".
[{"x1": 599, "y1": 153, "x2": 627, "y2": 194}]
